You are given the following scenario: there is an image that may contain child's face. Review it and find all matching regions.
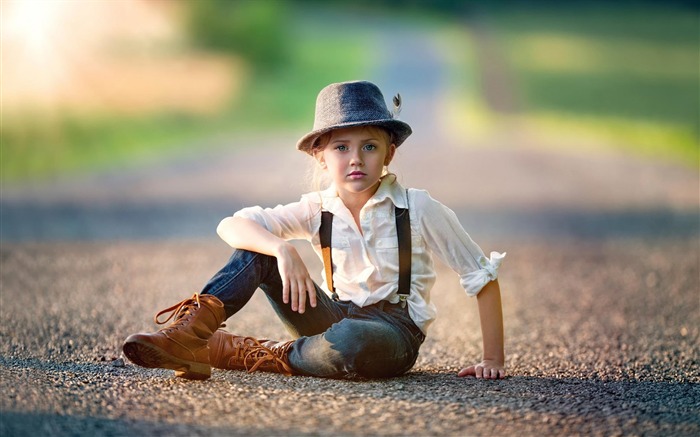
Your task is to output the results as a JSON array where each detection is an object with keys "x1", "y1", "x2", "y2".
[{"x1": 317, "y1": 126, "x2": 395, "y2": 201}]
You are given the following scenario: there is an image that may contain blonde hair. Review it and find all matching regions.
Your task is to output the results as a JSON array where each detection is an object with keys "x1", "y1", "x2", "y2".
[{"x1": 305, "y1": 126, "x2": 394, "y2": 192}]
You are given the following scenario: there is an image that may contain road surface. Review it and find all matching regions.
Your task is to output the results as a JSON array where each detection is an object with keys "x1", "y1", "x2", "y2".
[{"x1": 1, "y1": 8, "x2": 699, "y2": 437}]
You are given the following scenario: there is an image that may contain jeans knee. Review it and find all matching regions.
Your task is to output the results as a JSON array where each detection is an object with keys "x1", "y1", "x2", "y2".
[
  {"x1": 329, "y1": 325, "x2": 413, "y2": 378},
  {"x1": 222, "y1": 249, "x2": 280, "y2": 283},
  {"x1": 229, "y1": 249, "x2": 273, "y2": 267},
  {"x1": 201, "y1": 249, "x2": 281, "y2": 318}
]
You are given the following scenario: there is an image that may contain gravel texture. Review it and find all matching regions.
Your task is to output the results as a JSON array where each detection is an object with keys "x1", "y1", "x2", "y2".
[
  {"x1": 2, "y1": 15, "x2": 699, "y2": 434},
  {"x1": 1, "y1": 237, "x2": 698, "y2": 436}
]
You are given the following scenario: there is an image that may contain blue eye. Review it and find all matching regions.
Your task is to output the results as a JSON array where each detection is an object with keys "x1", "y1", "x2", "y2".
[
  {"x1": 335, "y1": 144, "x2": 348, "y2": 151},
  {"x1": 363, "y1": 144, "x2": 377, "y2": 151}
]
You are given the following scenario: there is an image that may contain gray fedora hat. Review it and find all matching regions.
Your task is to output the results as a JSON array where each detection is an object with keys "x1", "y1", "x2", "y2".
[{"x1": 296, "y1": 80, "x2": 412, "y2": 154}]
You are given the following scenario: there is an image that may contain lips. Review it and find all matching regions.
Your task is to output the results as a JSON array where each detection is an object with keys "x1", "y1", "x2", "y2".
[{"x1": 347, "y1": 171, "x2": 367, "y2": 179}]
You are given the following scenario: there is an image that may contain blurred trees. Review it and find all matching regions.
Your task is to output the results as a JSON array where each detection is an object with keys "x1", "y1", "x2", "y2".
[
  {"x1": 185, "y1": 0, "x2": 290, "y2": 70},
  {"x1": 3, "y1": 0, "x2": 696, "y2": 181}
]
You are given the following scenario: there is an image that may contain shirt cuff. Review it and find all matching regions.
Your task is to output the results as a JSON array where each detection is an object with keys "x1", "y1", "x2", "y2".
[{"x1": 461, "y1": 251, "x2": 506, "y2": 297}]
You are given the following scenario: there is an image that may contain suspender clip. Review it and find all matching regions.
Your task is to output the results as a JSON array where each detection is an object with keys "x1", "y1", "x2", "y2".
[
  {"x1": 399, "y1": 294, "x2": 408, "y2": 308},
  {"x1": 331, "y1": 292, "x2": 340, "y2": 302}
]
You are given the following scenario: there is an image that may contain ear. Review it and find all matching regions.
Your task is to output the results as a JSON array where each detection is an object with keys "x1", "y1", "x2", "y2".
[
  {"x1": 315, "y1": 150, "x2": 327, "y2": 168},
  {"x1": 384, "y1": 144, "x2": 397, "y2": 166}
]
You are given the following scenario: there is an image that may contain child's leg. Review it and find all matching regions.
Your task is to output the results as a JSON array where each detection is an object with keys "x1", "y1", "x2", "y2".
[
  {"x1": 288, "y1": 304, "x2": 425, "y2": 379},
  {"x1": 202, "y1": 250, "x2": 424, "y2": 379},
  {"x1": 201, "y1": 249, "x2": 345, "y2": 336},
  {"x1": 123, "y1": 249, "x2": 342, "y2": 380},
  {"x1": 210, "y1": 304, "x2": 423, "y2": 379}
]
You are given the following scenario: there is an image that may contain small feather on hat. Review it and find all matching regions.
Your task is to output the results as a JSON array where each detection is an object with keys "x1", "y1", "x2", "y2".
[{"x1": 392, "y1": 93, "x2": 402, "y2": 118}]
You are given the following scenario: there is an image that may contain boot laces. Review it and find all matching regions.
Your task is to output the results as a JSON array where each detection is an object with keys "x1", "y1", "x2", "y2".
[
  {"x1": 228, "y1": 336, "x2": 263, "y2": 363},
  {"x1": 244, "y1": 340, "x2": 294, "y2": 376},
  {"x1": 153, "y1": 293, "x2": 201, "y2": 330}
]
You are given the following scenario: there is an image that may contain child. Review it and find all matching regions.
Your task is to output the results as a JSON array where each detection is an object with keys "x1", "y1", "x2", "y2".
[{"x1": 123, "y1": 80, "x2": 506, "y2": 380}]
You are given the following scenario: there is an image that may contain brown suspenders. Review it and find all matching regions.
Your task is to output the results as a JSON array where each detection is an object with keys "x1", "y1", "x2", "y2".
[
  {"x1": 319, "y1": 211, "x2": 336, "y2": 299},
  {"x1": 319, "y1": 202, "x2": 412, "y2": 307}
]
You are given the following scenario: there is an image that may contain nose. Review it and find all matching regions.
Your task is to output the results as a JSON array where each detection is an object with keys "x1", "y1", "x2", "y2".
[{"x1": 350, "y1": 149, "x2": 364, "y2": 167}]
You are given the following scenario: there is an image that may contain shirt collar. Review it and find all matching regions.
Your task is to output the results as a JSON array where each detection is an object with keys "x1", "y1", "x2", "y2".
[{"x1": 320, "y1": 174, "x2": 407, "y2": 209}]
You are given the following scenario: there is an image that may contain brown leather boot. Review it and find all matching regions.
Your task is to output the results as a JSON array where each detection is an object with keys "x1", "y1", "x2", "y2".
[
  {"x1": 209, "y1": 329, "x2": 296, "y2": 376},
  {"x1": 122, "y1": 293, "x2": 226, "y2": 380}
]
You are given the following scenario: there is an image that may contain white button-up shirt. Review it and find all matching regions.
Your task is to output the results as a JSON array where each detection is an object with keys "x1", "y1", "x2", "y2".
[{"x1": 233, "y1": 175, "x2": 505, "y2": 333}]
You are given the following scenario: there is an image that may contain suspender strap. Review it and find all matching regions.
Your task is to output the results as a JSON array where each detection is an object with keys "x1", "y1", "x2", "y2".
[
  {"x1": 319, "y1": 211, "x2": 338, "y2": 301},
  {"x1": 395, "y1": 206, "x2": 412, "y2": 304},
  {"x1": 319, "y1": 203, "x2": 412, "y2": 305}
]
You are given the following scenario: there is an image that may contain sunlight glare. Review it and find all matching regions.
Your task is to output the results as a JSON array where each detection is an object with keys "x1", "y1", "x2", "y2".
[
  {"x1": 3, "y1": 0, "x2": 63, "y2": 58},
  {"x1": 2, "y1": 0, "x2": 72, "y2": 109}
]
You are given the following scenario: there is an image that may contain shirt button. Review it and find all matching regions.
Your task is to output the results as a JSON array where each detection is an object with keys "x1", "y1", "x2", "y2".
[{"x1": 377, "y1": 240, "x2": 383, "y2": 247}]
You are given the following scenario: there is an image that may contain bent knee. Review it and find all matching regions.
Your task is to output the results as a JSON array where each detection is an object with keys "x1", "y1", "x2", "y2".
[
  {"x1": 290, "y1": 320, "x2": 419, "y2": 379},
  {"x1": 335, "y1": 329, "x2": 416, "y2": 378}
]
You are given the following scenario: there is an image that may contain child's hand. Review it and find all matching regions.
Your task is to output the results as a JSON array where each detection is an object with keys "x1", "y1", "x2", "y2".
[
  {"x1": 458, "y1": 360, "x2": 506, "y2": 380},
  {"x1": 276, "y1": 243, "x2": 317, "y2": 314}
]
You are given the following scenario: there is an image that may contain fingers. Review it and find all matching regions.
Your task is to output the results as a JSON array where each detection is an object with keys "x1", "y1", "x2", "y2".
[
  {"x1": 294, "y1": 279, "x2": 318, "y2": 314},
  {"x1": 277, "y1": 249, "x2": 316, "y2": 313},
  {"x1": 306, "y1": 279, "x2": 317, "y2": 309},
  {"x1": 282, "y1": 279, "x2": 290, "y2": 305},
  {"x1": 297, "y1": 279, "x2": 306, "y2": 313},
  {"x1": 457, "y1": 364, "x2": 506, "y2": 379},
  {"x1": 480, "y1": 366, "x2": 504, "y2": 379},
  {"x1": 458, "y1": 366, "x2": 476, "y2": 377},
  {"x1": 477, "y1": 366, "x2": 501, "y2": 379},
  {"x1": 285, "y1": 278, "x2": 316, "y2": 314},
  {"x1": 297, "y1": 280, "x2": 318, "y2": 313},
  {"x1": 290, "y1": 280, "x2": 299, "y2": 312}
]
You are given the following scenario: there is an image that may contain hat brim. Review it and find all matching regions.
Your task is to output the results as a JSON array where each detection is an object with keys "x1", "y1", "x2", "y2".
[{"x1": 296, "y1": 119, "x2": 412, "y2": 155}]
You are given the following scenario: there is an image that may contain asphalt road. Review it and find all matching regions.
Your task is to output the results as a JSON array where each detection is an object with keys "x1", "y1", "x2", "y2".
[
  {"x1": 1, "y1": 235, "x2": 698, "y2": 436},
  {"x1": 2, "y1": 125, "x2": 700, "y2": 437},
  {"x1": 2, "y1": 136, "x2": 699, "y2": 436},
  {"x1": 2, "y1": 9, "x2": 699, "y2": 436}
]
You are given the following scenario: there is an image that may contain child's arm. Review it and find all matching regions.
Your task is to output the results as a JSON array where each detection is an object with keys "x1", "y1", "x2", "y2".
[
  {"x1": 457, "y1": 279, "x2": 505, "y2": 379},
  {"x1": 217, "y1": 216, "x2": 317, "y2": 314}
]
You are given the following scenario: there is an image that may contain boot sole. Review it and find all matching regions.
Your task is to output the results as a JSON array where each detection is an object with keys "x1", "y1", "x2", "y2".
[{"x1": 122, "y1": 338, "x2": 211, "y2": 380}]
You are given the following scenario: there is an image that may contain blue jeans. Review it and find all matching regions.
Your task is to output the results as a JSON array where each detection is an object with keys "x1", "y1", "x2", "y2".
[{"x1": 201, "y1": 249, "x2": 425, "y2": 379}]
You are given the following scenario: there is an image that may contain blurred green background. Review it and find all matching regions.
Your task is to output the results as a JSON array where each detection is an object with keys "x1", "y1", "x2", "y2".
[{"x1": 2, "y1": 0, "x2": 698, "y2": 181}]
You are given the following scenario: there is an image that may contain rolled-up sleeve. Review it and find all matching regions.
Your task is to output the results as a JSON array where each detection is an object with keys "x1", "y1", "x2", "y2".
[
  {"x1": 232, "y1": 197, "x2": 318, "y2": 241},
  {"x1": 413, "y1": 190, "x2": 505, "y2": 297},
  {"x1": 460, "y1": 251, "x2": 506, "y2": 296}
]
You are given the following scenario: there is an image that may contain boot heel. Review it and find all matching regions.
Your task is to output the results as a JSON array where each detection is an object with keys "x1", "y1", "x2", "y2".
[
  {"x1": 175, "y1": 362, "x2": 211, "y2": 380},
  {"x1": 122, "y1": 294, "x2": 226, "y2": 381}
]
